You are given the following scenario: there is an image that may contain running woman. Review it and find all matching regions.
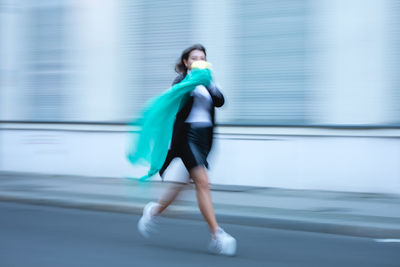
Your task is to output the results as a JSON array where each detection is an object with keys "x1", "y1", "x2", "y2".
[{"x1": 137, "y1": 44, "x2": 237, "y2": 256}]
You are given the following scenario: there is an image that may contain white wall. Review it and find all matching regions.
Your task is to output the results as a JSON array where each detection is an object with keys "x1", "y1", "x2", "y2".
[
  {"x1": 1, "y1": 1, "x2": 399, "y2": 194},
  {"x1": 1, "y1": 124, "x2": 399, "y2": 194}
]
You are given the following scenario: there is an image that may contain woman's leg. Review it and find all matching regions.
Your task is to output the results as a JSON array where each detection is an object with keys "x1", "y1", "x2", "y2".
[
  {"x1": 190, "y1": 165, "x2": 218, "y2": 234},
  {"x1": 155, "y1": 180, "x2": 188, "y2": 215},
  {"x1": 138, "y1": 167, "x2": 188, "y2": 237},
  {"x1": 155, "y1": 149, "x2": 188, "y2": 215}
]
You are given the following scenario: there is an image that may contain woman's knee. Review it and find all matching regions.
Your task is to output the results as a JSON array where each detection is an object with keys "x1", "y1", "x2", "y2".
[{"x1": 191, "y1": 166, "x2": 209, "y2": 191}]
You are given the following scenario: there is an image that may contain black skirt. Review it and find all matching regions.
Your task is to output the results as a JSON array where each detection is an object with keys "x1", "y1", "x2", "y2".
[{"x1": 160, "y1": 123, "x2": 212, "y2": 175}]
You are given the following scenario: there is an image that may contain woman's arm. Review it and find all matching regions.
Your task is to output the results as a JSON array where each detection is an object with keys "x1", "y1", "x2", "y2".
[{"x1": 207, "y1": 82, "x2": 224, "y2": 107}]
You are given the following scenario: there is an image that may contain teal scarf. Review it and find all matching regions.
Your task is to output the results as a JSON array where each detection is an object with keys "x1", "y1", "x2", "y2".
[{"x1": 127, "y1": 67, "x2": 212, "y2": 180}]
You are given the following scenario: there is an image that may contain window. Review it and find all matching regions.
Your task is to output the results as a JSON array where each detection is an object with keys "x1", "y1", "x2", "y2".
[
  {"x1": 24, "y1": 3, "x2": 69, "y2": 121},
  {"x1": 225, "y1": 0, "x2": 312, "y2": 125},
  {"x1": 122, "y1": 0, "x2": 194, "y2": 117}
]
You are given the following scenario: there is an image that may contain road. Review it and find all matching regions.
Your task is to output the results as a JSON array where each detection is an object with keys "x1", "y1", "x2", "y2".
[{"x1": 0, "y1": 202, "x2": 398, "y2": 267}]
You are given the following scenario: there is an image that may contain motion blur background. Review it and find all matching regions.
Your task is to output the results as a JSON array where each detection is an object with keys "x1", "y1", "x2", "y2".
[{"x1": 1, "y1": 0, "x2": 399, "y2": 193}]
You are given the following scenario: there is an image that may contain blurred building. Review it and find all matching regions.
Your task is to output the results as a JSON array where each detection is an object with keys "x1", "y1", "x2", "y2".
[{"x1": 1, "y1": 0, "x2": 399, "y2": 193}]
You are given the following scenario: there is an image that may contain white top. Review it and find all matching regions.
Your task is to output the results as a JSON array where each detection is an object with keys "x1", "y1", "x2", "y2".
[{"x1": 185, "y1": 85, "x2": 213, "y2": 126}]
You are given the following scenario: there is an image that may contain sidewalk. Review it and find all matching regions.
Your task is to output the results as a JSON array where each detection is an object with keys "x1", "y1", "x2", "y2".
[{"x1": 1, "y1": 171, "x2": 400, "y2": 239}]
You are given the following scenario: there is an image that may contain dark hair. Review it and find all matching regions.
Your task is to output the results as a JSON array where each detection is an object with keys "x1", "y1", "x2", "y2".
[{"x1": 175, "y1": 44, "x2": 207, "y2": 76}]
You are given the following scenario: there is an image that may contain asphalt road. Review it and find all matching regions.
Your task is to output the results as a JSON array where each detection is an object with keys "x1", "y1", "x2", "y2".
[{"x1": 0, "y1": 202, "x2": 399, "y2": 267}]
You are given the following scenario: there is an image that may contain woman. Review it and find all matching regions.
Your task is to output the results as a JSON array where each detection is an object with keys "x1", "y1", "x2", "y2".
[{"x1": 137, "y1": 44, "x2": 236, "y2": 256}]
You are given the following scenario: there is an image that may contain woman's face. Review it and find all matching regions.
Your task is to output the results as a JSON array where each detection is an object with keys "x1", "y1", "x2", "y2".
[{"x1": 184, "y1": 49, "x2": 206, "y2": 70}]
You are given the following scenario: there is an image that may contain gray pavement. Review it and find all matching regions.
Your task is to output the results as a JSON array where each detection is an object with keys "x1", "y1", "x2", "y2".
[
  {"x1": 2, "y1": 202, "x2": 399, "y2": 267},
  {"x1": 1, "y1": 171, "x2": 400, "y2": 239}
]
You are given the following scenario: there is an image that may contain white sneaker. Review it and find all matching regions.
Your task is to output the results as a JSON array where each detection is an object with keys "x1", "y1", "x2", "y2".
[
  {"x1": 209, "y1": 227, "x2": 237, "y2": 256},
  {"x1": 137, "y1": 202, "x2": 159, "y2": 238}
]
